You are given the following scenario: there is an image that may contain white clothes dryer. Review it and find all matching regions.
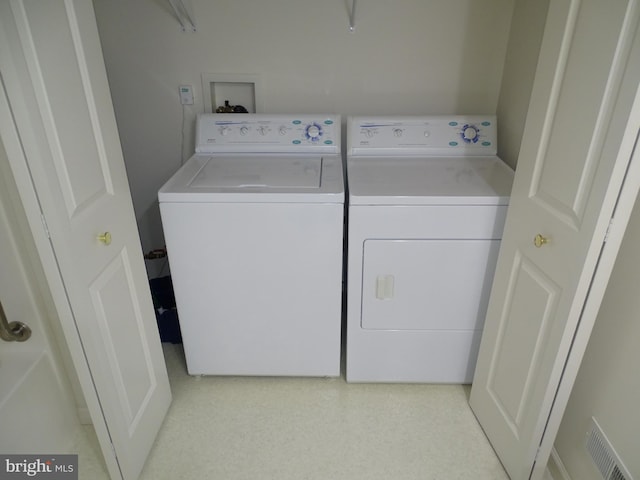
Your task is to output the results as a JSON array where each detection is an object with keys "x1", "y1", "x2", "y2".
[
  {"x1": 345, "y1": 116, "x2": 514, "y2": 383},
  {"x1": 159, "y1": 114, "x2": 344, "y2": 377}
]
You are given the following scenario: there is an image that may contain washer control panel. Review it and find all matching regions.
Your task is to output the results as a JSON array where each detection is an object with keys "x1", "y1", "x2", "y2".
[
  {"x1": 196, "y1": 114, "x2": 340, "y2": 153},
  {"x1": 347, "y1": 115, "x2": 497, "y2": 156}
]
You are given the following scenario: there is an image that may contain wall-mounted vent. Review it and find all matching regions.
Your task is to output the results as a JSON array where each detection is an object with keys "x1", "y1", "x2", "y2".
[{"x1": 586, "y1": 417, "x2": 633, "y2": 480}]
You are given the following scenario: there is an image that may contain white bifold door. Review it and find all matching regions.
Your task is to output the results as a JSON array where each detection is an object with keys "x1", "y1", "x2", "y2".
[
  {"x1": 0, "y1": 1, "x2": 171, "y2": 479},
  {"x1": 470, "y1": 1, "x2": 640, "y2": 479}
]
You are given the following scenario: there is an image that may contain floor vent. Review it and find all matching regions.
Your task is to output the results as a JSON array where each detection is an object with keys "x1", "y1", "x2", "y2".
[{"x1": 586, "y1": 418, "x2": 633, "y2": 480}]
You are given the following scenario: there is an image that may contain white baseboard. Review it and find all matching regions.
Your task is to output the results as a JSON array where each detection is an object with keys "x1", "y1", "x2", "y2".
[{"x1": 547, "y1": 447, "x2": 572, "y2": 480}]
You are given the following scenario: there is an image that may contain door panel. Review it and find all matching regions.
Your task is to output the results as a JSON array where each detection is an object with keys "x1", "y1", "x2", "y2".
[
  {"x1": 487, "y1": 253, "x2": 560, "y2": 435},
  {"x1": 532, "y1": 0, "x2": 636, "y2": 227},
  {"x1": 90, "y1": 250, "x2": 156, "y2": 426},
  {"x1": 470, "y1": 1, "x2": 640, "y2": 479},
  {"x1": 19, "y1": 0, "x2": 113, "y2": 216},
  {"x1": 0, "y1": 1, "x2": 171, "y2": 479}
]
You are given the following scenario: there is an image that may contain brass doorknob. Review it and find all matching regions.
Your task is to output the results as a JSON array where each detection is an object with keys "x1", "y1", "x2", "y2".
[
  {"x1": 97, "y1": 232, "x2": 112, "y2": 245},
  {"x1": 533, "y1": 233, "x2": 549, "y2": 248}
]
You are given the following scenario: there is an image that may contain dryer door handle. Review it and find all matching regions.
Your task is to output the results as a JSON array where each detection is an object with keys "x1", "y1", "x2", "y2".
[{"x1": 375, "y1": 275, "x2": 395, "y2": 300}]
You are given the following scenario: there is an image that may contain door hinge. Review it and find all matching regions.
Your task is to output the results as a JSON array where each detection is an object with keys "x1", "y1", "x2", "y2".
[
  {"x1": 604, "y1": 218, "x2": 614, "y2": 243},
  {"x1": 40, "y1": 213, "x2": 50, "y2": 239}
]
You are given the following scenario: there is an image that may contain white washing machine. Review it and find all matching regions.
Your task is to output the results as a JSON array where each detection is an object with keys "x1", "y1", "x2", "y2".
[
  {"x1": 345, "y1": 115, "x2": 514, "y2": 383},
  {"x1": 159, "y1": 114, "x2": 344, "y2": 377}
]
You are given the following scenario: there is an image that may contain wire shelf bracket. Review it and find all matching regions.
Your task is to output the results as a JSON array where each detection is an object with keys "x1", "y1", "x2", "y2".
[
  {"x1": 349, "y1": 0, "x2": 357, "y2": 32},
  {"x1": 168, "y1": 0, "x2": 196, "y2": 32}
]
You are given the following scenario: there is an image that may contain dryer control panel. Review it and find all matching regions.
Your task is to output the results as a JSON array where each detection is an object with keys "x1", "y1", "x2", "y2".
[
  {"x1": 347, "y1": 115, "x2": 497, "y2": 156},
  {"x1": 195, "y1": 114, "x2": 341, "y2": 154}
]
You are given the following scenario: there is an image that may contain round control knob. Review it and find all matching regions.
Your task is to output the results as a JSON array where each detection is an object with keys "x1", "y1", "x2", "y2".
[
  {"x1": 219, "y1": 126, "x2": 230, "y2": 136},
  {"x1": 364, "y1": 129, "x2": 374, "y2": 138},
  {"x1": 424, "y1": 130, "x2": 431, "y2": 138},
  {"x1": 279, "y1": 126, "x2": 287, "y2": 136},
  {"x1": 393, "y1": 128, "x2": 403, "y2": 138},
  {"x1": 305, "y1": 123, "x2": 322, "y2": 141},
  {"x1": 257, "y1": 126, "x2": 268, "y2": 136},
  {"x1": 461, "y1": 124, "x2": 479, "y2": 143},
  {"x1": 240, "y1": 126, "x2": 249, "y2": 136}
]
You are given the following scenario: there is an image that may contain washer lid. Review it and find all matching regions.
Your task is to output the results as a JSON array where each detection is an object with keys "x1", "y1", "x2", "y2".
[
  {"x1": 159, "y1": 154, "x2": 344, "y2": 203},
  {"x1": 347, "y1": 156, "x2": 514, "y2": 206},
  {"x1": 190, "y1": 156, "x2": 321, "y2": 188}
]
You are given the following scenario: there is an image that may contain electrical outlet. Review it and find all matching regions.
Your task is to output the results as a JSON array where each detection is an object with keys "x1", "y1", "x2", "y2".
[{"x1": 179, "y1": 85, "x2": 194, "y2": 105}]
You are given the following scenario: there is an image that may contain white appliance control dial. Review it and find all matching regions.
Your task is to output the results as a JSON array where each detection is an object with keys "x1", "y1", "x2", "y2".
[
  {"x1": 279, "y1": 126, "x2": 287, "y2": 135},
  {"x1": 240, "y1": 126, "x2": 249, "y2": 136},
  {"x1": 461, "y1": 124, "x2": 480, "y2": 143},
  {"x1": 393, "y1": 128, "x2": 403, "y2": 138},
  {"x1": 305, "y1": 123, "x2": 322, "y2": 141},
  {"x1": 257, "y1": 126, "x2": 269, "y2": 136},
  {"x1": 219, "y1": 126, "x2": 230, "y2": 136},
  {"x1": 424, "y1": 130, "x2": 430, "y2": 137},
  {"x1": 363, "y1": 129, "x2": 375, "y2": 138}
]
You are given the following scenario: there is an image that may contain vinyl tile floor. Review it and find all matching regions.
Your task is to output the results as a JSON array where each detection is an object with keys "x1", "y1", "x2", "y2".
[{"x1": 75, "y1": 343, "x2": 509, "y2": 480}]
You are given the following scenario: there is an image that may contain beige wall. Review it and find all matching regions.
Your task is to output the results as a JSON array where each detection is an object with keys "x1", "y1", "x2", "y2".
[
  {"x1": 553, "y1": 192, "x2": 640, "y2": 479},
  {"x1": 496, "y1": 0, "x2": 549, "y2": 169},
  {"x1": 92, "y1": 0, "x2": 514, "y2": 274}
]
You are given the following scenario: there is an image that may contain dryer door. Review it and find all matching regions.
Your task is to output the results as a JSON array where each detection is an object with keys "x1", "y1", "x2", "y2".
[{"x1": 361, "y1": 239, "x2": 501, "y2": 331}]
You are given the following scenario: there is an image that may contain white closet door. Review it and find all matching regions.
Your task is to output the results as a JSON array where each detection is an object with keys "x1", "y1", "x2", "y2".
[
  {"x1": 0, "y1": 1, "x2": 171, "y2": 478},
  {"x1": 470, "y1": 1, "x2": 640, "y2": 479}
]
